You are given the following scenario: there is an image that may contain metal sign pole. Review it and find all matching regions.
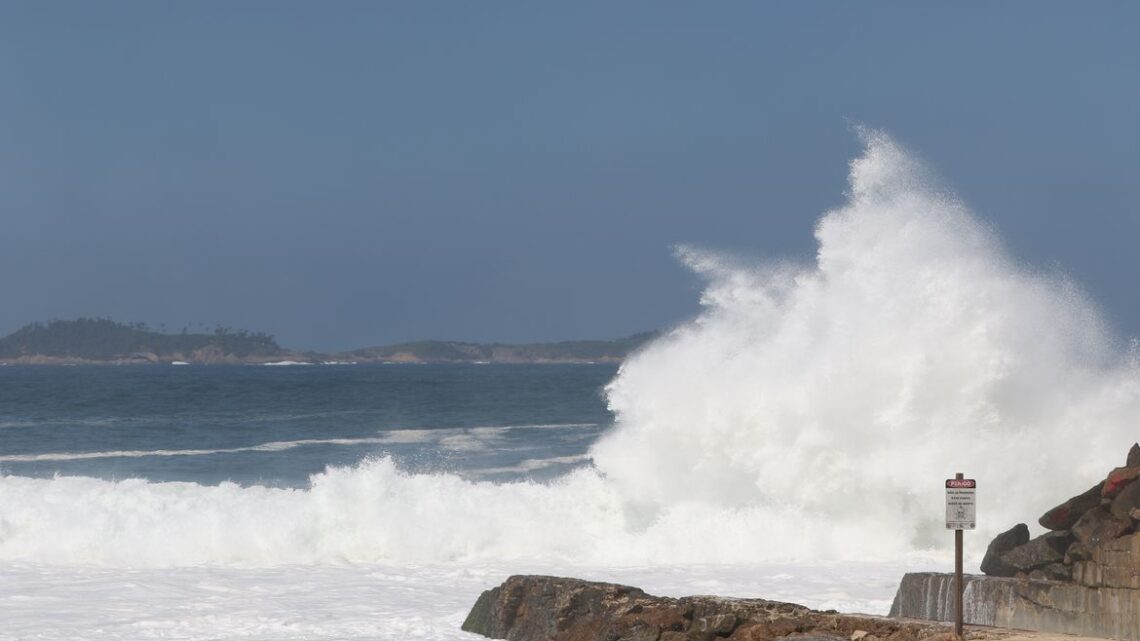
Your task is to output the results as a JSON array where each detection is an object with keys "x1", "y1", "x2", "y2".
[{"x1": 955, "y1": 472, "x2": 963, "y2": 639}]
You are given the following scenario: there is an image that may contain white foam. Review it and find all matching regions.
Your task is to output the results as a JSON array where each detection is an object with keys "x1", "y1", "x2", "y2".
[
  {"x1": 0, "y1": 560, "x2": 930, "y2": 641},
  {"x1": 595, "y1": 128, "x2": 1139, "y2": 557},
  {"x1": 474, "y1": 454, "x2": 593, "y2": 475},
  {"x1": 2, "y1": 130, "x2": 1137, "y2": 573},
  {"x1": 0, "y1": 437, "x2": 391, "y2": 463},
  {"x1": 0, "y1": 424, "x2": 597, "y2": 463}
]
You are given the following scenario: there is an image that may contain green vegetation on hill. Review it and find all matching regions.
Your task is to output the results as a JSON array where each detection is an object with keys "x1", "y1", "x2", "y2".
[
  {"x1": 342, "y1": 331, "x2": 659, "y2": 363},
  {"x1": 0, "y1": 318, "x2": 658, "y2": 364},
  {"x1": 0, "y1": 318, "x2": 283, "y2": 360}
]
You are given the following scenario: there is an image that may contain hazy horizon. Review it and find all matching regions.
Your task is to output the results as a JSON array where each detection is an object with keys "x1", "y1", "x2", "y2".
[{"x1": 3, "y1": 3, "x2": 1137, "y2": 351}]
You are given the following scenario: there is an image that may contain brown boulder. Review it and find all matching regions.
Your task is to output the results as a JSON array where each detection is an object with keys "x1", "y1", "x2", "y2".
[
  {"x1": 1128, "y1": 443, "x2": 1140, "y2": 467},
  {"x1": 1038, "y1": 482, "x2": 1104, "y2": 530},
  {"x1": 1071, "y1": 506, "x2": 1133, "y2": 548},
  {"x1": 980, "y1": 523, "x2": 1029, "y2": 576},
  {"x1": 1102, "y1": 465, "x2": 1140, "y2": 498},
  {"x1": 463, "y1": 576, "x2": 961, "y2": 641},
  {"x1": 998, "y1": 531, "x2": 1072, "y2": 572},
  {"x1": 1110, "y1": 479, "x2": 1140, "y2": 521}
]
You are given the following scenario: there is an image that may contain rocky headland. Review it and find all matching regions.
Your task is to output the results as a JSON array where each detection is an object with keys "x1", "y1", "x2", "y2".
[{"x1": 0, "y1": 318, "x2": 654, "y2": 365}]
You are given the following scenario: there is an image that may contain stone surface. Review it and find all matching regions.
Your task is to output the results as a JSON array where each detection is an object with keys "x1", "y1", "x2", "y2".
[
  {"x1": 981, "y1": 523, "x2": 1029, "y2": 577},
  {"x1": 1037, "y1": 483, "x2": 1104, "y2": 530},
  {"x1": 1073, "y1": 532, "x2": 1140, "y2": 589},
  {"x1": 1128, "y1": 443, "x2": 1140, "y2": 468},
  {"x1": 1111, "y1": 479, "x2": 1140, "y2": 521},
  {"x1": 1063, "y1": 541, "x2": 1091, "y2": 564},
  {"x1": 1071, "y1": 505, "x2": 1132, "y2": 547},
  {"x1": 998, "y1": 531, "x2": 1071, "y2": 573},
  {"x1": 462, "y1": 575, "x2": 956, "y2": 641},
  {"x1": 1103, "y1": 465, "x2": 1140, "y2": 498},
  {"x1": 1027, "y1": 562, "x2": 1071, "y2": 582},
  {"x1": 890, "y1": 572, "x2": 1140, "y2": 641}
]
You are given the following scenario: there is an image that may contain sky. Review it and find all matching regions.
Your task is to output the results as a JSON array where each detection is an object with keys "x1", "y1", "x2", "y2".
[{"x1": 1, "y1": 2, "x2": 1137, "y2": 351}]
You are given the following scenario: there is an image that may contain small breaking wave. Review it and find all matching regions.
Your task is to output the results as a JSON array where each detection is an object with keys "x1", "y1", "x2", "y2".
[{"x1": 0, "y1": 423, "x2": 601, "y2": 463}]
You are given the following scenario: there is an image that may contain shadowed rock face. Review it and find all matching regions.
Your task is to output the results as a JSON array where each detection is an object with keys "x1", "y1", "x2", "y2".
[
  {"x1": 1112, "y1": 480, "x2": 1140, "y2": 520},
  {"x1": 1072, "y1": 506, "x2": 1132, "y2": 548},
  {"x1": 979, "y1": 523, "x2": 1029, "y2": 577},
  {"x1": 1000, "y1": 531, "x2": 1071, "y2": 573},
  {"x1": 462, "y1": 575, "x2": 959, "y2": 641}
]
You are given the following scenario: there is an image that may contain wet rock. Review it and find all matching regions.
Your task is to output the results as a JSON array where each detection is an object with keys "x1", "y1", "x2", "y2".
[
  {"x1": 464, "y1": 576, "x2": 955, "y2": 641},
  {"x1": 1103, "y1": 465, "x2": 1140, "y2": 498},
  {"x1": 1038, "y1": 482, "x2": 1104, "y2": 530},
  {"x1": 999, "y1": 531, "x2": 1072, "y2": 572},
  {"x1": 980, "y1": 523, "x2": 1029, "y2": 576},
  {"x1": 1111, "y1": 479, "x2": 1140, "y2": 521},
  {"x1": 1072, "y1": 505, "x2": 1133, "y2": 548}
]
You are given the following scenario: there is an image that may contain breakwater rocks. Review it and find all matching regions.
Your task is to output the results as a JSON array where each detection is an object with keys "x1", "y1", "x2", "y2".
[
  {"x1": 892, "y1": 442, "x2": 1140, "y2": 640},
  {"x1": 462, "y1": 575, "x2": 960, "y2": 641},
  {"x1": 979, "y1": 443, "x2": 1140, "y2": 587}
]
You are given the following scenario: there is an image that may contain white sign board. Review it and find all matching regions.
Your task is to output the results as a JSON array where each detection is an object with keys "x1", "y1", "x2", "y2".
[{"x1": 945, "y1": 478, "x2": 976, "y2": 530}]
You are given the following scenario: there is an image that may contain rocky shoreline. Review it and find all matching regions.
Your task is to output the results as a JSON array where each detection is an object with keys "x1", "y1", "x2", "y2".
[
  {"x1": 885, "y1": 442, "x2": 1140, "y2": 640},
  {"x1": 978, "y1": 444, "x2": 1140, "y2": 587},
  {"x1": 460, "y1": 575, "x2": 1104, "y2": 641},
  {"x1": 462, "y1": 445, "x2": 1140, "y2": 641}
]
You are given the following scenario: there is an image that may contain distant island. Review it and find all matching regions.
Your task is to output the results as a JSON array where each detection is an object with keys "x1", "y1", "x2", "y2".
[{"x1": 0, "y1": 318, "x2": 657, "y2": 365}]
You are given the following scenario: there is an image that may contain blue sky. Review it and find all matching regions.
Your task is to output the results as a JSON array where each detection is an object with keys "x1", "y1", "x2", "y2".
[{"x1": 1, "y1": 2, "x2": 1137, "y2": 351}]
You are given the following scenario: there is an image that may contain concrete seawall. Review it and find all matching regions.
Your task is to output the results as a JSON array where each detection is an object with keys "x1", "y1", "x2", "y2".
[{"x1": 890, "y1": 572, "x2": 1140, "y2": 640}]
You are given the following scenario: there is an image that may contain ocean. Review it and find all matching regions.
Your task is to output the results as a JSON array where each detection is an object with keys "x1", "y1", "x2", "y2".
[
  {"x1": 0, "y1": 363, "x2": 927, "y2": 640},
  {"x1": 4, "y1": 131, "x2": 1139, "y2": 640},
  {"x1": 0, "y1": 363, "x2": 615, "y2": 487}
]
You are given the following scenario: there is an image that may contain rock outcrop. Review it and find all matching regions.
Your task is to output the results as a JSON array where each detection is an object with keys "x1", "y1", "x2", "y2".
[
  {"x1": 979, "y1": 523, "x2": 1028, "y2": 577},
  {"x1": 1037, "y1": 482, "x2": 1103, "y2": 531},
  {"x1": 462, "y1": 575, "x2": 966, "y2": 641},
  {"x1": 981, "y1": 443, "x2": 1139, "y2": 582},
  {"x1": 896, "y1": 443, "x2": 1140, "y2": 640}
]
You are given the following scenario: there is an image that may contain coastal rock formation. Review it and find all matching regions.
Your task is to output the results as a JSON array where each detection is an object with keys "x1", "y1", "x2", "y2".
[
  {"x1": 1037, "y1": 482, "x2": 1103, "y2": 531},
  {"x1": 982, "y1": 443, "x2": 1140, "y2": 582},
  {"x1": 462, "y1": 575, "x2": 962, "y2": 641},
  {"x1": 979, "y1": 523, "x2": 1028, "y2": 577},
  {"x1": 895, "y1": 443, "x2": 1140, "y2": 640}
]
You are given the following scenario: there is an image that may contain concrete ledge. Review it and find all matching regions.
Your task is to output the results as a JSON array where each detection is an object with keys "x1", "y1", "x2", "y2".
[{"x1": 890, "y1": 572, "x2": 1140, "y2": 641}]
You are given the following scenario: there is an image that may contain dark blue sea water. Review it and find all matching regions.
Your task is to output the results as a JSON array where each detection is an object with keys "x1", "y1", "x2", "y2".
[{"x1": 0, "y1": 364, "x2": 616, "y2": 487}]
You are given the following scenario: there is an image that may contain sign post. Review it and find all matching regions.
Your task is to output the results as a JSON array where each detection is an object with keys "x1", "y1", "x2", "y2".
[{"x1": 945, "y1": 473, "x2": 976, "y2": 639}]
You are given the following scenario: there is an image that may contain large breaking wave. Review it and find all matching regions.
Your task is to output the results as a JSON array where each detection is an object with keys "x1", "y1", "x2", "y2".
[{"x1": 3, "y1": 129, "x2": 1137, "y2": 568}]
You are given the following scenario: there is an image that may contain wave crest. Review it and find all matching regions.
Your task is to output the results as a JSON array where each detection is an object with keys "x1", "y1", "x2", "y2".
[{"x1": 4, "y1": 130, "x2": 1137, "y2": 568}]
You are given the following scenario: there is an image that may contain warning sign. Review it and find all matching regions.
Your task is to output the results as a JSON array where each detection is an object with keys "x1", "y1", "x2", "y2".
[{"x1": 945, "y1": 478, "x2": 976, "y2": 530}]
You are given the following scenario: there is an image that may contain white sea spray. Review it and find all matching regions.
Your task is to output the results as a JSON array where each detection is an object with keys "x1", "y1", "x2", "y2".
[{"x1": 2, "y1": 130, "x2": 1137, "y2": 575}]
